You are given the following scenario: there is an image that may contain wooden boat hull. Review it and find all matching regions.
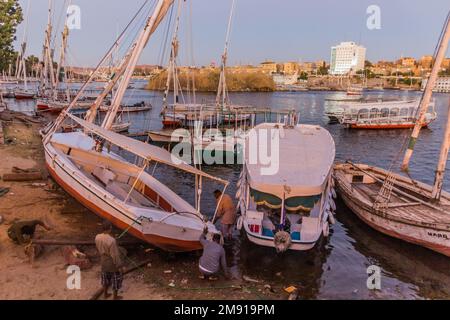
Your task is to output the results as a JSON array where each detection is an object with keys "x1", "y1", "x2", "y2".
[
  {"x1": 15, "y1": 93, "x2": 35, "y2": 100},
  {"x1": 334, "y1": 164, "x2": 450, "y2": 257},
  {"x1": 162, "y1": 119, "x2": 182, "y2": 128},
  {"x1": 44, "y1": 144, "x2": 206, "y2": 252}
]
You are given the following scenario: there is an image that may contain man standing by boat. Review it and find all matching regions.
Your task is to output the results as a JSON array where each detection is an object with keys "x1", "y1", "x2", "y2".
[
  {"x1": 213, "y1": 190, "x2": 236, "y2": 241},
  {"x1": 95, "y1": 221, "x2": 125, "y2": 300}
]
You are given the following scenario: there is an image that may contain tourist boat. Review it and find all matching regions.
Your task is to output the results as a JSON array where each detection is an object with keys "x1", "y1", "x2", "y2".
[
  {"x1": 324, "y1": 98, "x2": 408, "y2": 123},
  {"x1": 42, "y1": 0, "x2": 227, "y2": 252},
  {"x1": 334, "y1": 14, "x2": 450, "y2": 257},
  {"x1": 237, "y1": 119, "x2": 336, "y2": 252},
  {"x1": 338, "y1": 99, "x2": 436, "y2": 129}
]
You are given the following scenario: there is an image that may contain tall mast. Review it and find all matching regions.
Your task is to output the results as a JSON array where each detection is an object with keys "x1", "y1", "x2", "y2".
[
  {"x1": 16, "y1": 0, "x2": 31, "y2": 86},
  {"x1": 102, "y1": 0, "x2": 175, "y2": 130},
  {"x1": 55, "y1": 1, "x2": 71, "y2": 101},
  {"x1": 40, "y1": 0, "x2": 54, "y2": 96},
  {"x1": 215, "y1": 0, "x2": 236, "y2": 109},
  {"x1": 402, "y1": 13, "x2": 450, "y2": 172}
]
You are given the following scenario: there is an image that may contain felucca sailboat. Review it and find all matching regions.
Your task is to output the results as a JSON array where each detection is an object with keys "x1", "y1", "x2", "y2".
[
  {"x1": 42, "y1": 0, "x2": 228, "y2": 252},
  {"x1": 334, "y1": 12, "x2": 450, "y2": 257}
]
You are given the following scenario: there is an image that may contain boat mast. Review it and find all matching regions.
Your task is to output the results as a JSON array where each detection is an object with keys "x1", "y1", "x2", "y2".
[
  {"x1": 16, "y1": 0, "x2": 31, "y2": 88},
  {"x1": 432, "y1": 97, "x2": 450, "y2": 200},
  {"x1": 102, "y1": 0, "x2": 175, "y2": 130},
  {"x1": 215, "y1": 0, "x2": 236, "y2": 110},
  {"x1": 162, "y1": 0, "x2": 182, "y2": 109},
  {"x1": 54, "y1": 1, "x2": 71, "y2": 102},
  {"x1": 40, "y1": 0, "x2": 55, "y2": 96},
  {"x1": 402, "y1": 13, "x2": 450, "y2": 172}
]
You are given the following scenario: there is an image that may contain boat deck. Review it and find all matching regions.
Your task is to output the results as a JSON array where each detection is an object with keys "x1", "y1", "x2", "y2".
[{"x1": 352, "y1": 182, "x2": 450, "y2": 226}]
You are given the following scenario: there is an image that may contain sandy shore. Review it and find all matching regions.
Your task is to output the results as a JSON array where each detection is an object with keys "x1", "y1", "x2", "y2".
[{"x1": 0, "y1": 116, "x2": 279, "y2": 300}]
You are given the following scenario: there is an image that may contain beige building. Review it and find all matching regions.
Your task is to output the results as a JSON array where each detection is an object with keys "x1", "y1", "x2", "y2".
[
  {"x1": 442, "y1": 58, "x2": 450, "y2": 70},
  {"x1": 299, "y1": 62, "x2": 315, "y2": 74},
  {"x1": 282, "y1": 62, "x2": 299, "y2": 75},
  {"x1": 259, "y1": 61, "x2": 277, "y2": 74},
  {"x1": 419, "y1": 55, "x2": 433, "y2": 69},
  {"x1": 399, "y1": 57, "x2": 416, "y2": 67}
]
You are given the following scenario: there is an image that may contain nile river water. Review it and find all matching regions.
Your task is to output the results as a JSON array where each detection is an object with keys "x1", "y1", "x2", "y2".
[{"x1": 5, "y1": 81, "x2": 450, "y2": 299}]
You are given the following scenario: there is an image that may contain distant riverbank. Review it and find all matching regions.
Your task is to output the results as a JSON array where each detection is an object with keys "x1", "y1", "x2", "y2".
[{"x1": 146, "y1": 68, "x2": 275, "y2": 92}]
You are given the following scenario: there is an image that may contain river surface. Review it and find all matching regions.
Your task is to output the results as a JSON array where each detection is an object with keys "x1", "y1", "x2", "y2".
[{"x1": 4, "y1": 81, "x2": 450, "y2": 299}]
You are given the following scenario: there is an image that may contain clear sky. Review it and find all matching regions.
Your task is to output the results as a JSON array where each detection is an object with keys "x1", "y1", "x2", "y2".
[{"x1": 14, "y1": 0, "x2": 450, "y2": 67}]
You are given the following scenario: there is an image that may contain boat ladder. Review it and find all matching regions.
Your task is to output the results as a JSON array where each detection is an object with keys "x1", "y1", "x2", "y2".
[{"x1": 373, "y1": 173, "x2": 396, "y2": 212}]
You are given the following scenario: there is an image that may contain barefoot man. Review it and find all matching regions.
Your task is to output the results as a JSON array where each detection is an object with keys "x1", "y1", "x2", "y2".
[{"x1": 95, "y1": 221, "x2": 125, "y2": 300}]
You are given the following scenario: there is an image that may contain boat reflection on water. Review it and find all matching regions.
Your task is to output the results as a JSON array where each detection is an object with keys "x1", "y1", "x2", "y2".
[
  {"x1": 337, "y1": 198, "x2": 450, "y2": 299},
  {"x1": 235, "y1": 231, "x2": 333, "y2": 299}
]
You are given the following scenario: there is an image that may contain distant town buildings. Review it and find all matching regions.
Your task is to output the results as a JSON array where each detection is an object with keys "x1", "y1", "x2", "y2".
[
  {"x1": 419, "y1": 55, "x2": 433, "y2": 69},
  {"x1": 330, "y1": 41, "x2": 366, "y2": 75}
]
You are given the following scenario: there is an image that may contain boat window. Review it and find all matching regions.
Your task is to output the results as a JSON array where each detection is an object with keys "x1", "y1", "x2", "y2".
[
  {"x1": 285, "y1": 194, "x2": 322, "y2": 213},
  {"x1": 250, "y1": 188, "x2": 321, "y2": 214},
  {"x1": 409, "y1": 107, "x2": 416, "y2": 117},
  {"x1": 400, "y1": 108, "x2": 409, "y2": 117},
  {"x1": 370, "y1": 108, "x2": 379, "y2": 118},
  {"x1": 358, "y1": 108, "x2": 369, "y2": 119},
  {"x1": 381, "y1": 108, "x2": 389, "y2": 118},
  {"x1": 390, "y1": 108, "x2": 399, "y2": 117},
  {"x1": 250, "y1": 188, "x2": 282, "y2": 209}
]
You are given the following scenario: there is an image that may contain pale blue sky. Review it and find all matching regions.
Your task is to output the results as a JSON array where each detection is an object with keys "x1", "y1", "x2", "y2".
[{"x1": 15, "y1": 0, "x2": 450, "y2": 67}]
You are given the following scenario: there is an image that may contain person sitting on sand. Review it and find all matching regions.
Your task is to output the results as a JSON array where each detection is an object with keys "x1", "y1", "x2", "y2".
[
  {"x1": 199, "y1": 227, "x2": 230, "y2": 281},
  {"x1": 7, "y1": 219, "x2": 51, "y2": 245},
  {"x1": 95, "y1": 220, "x2": 125, "y2": 300}
]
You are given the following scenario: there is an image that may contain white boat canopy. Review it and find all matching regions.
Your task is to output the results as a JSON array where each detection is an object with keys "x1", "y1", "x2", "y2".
[
  {"x1": 245, "y1": 123, "x2": 335, "y2": 198},
  {"x1": 65, "y1": 113, "x2": 228, "y2": 185}
]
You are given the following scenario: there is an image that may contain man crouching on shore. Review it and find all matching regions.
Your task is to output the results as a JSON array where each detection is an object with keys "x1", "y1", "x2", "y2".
[
  {"x1": 95, "y1": 221, "x2": 126, "y2": 300},
  {"x1": 198, "y1": 227, "x2": 230, "y2": 281}
]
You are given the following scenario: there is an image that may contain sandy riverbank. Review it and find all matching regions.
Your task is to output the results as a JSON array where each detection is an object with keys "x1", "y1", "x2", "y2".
[{"x1": 0, "y1": 116, "x2": 284, "y2": 300}]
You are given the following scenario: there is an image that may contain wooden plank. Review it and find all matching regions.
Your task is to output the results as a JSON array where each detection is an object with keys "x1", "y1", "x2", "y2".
[{"x1": 2, "y1": 172, "x2": 44, "y2": 181}]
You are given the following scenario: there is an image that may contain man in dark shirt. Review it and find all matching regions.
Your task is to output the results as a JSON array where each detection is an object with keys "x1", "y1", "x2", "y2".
[
  {"x1": 199, "y1": 227, "x2": 230, "y2": 280},
  {"x1": 7, "y1": 220, "x2": 50, "y2": 244}
]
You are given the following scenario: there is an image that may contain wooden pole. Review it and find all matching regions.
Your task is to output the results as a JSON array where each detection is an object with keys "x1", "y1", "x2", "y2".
[
  {"x1": 402, "y1": 14, "x2": 450, "y2": 171},
  {"x1": 431, "y1": 97, "x2": 450, "y2": 200},
  {"x1": 89, "y1": 258, "x2": 152, "y2": 300},
  {"x1": 32, "y1": 239, "x2": 143, "y2": 246}
]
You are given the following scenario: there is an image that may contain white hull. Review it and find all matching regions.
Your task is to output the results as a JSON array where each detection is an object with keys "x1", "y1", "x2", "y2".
[{"x1": 43, "y1": 134, "x2": 218, "y2": 252}]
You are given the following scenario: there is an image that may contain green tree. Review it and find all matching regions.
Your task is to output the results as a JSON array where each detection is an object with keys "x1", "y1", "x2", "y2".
[
  {"x1": 25, "y1": 55, "x2": 40, "y2": 76},
  {"x1": 0, "y1": 0, "x2": 23, "y2": 72},
  {"x1": 298, "y1": 71, "x2": 308, "y2": 80},
  {"x1": 317, "y1": 65, "x2": 329, "y2": 75}
]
